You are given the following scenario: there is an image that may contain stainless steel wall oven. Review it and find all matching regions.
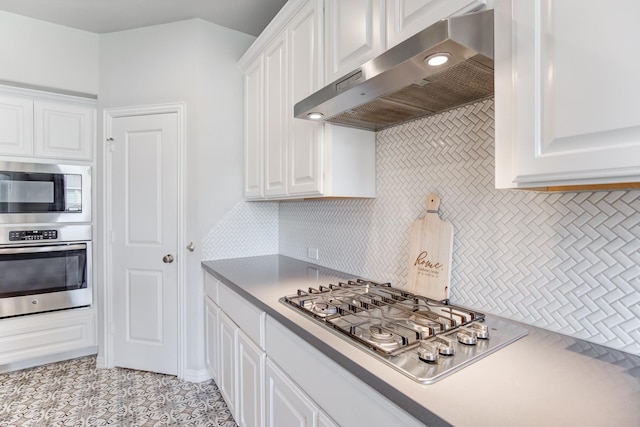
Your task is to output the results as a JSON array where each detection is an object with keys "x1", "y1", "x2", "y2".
[{"x1": 0, "y1": 224, "x2": 92, "y2": 318}]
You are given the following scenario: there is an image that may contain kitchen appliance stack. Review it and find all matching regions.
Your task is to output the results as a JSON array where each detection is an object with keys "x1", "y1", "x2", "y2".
[{"x1": 0, "y1": 161, "x2": 92, "y2": 318}]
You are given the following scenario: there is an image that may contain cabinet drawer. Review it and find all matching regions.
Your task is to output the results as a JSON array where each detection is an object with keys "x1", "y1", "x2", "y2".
[
  {"x1": 0, "y1": 308, "x2": 96, "y2": 365},
  {"x1": 204, "y1": 272, "x2": 219, "y2": 304},
  {"x1": 218, "y1": 283, "x2": 265, "y2": 349}
]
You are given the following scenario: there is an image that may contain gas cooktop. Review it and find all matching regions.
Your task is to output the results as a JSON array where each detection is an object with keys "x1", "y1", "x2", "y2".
[{"x1": 281, "y1": 279, "x2": 528, "y2": 384}]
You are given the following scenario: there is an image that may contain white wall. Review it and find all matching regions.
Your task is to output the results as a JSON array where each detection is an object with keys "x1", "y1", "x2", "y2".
[
  {"x1": 99, "y1": 19, "x2": 254, "y2": 378},
  {"x1": 0, "y1": 10, "x2": 98, "y2": 94}
]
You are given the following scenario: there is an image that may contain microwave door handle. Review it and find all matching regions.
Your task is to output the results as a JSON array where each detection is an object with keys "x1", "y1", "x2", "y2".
[{"x1": 0, "y1": 243, "x2": 86, "y2": 255}]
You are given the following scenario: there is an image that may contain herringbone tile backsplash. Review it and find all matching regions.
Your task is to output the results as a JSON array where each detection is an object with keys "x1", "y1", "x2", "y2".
[{"x1": 279, "y1": 99, "x2": 640, "y2": 355}]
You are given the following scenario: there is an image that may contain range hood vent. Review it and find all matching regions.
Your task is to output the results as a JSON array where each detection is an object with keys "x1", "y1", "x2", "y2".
[{"x1": 294, "y1": 10, "x2": 494, "y2": 131}]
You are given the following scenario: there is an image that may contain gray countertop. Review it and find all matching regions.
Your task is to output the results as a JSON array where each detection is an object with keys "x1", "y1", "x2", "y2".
[{"x1": 202, "y1": 255, "x2": 640, "y2": 427}]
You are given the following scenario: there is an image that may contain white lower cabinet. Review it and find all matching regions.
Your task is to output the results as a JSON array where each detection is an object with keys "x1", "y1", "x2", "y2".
[
  {"x1": 205, "y1": 297, "x2": 219, "y2": 382},
  {"x1": 265, "y1": 359, "x2": 339, "y2": 427},
  {"x1": 204, "y1": 270, "x2": 415, "y2": 427},
  {"x1": 0, "y1": 307, "x2": 97, "y2": 369},
  {"x1": 265, "y1": 316, "x2": 423, "y2": 427},
  {"x1": 219, "y1": 311, "x2": 238, "y2": 417},
  {"x1": 204, "y1": 273, "x2": 265, "y2": 427},
  {"x1": 238, "y1": 331, "x2": 266, "y2": 427},
  {"x1": 317, "y1": 411, "x2": 339, "y2": 427},
  {"x1": 265, "y1": 359, "x2": 317, "y2": 427}
]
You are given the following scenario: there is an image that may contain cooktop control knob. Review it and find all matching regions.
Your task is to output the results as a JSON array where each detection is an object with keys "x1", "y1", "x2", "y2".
[
  {"x1": 435, "y1": 335, "x2": 455, "y2": 356},
  {"x1": 470, "y1": 322, "x2": 489, "y2": 339},
  {"x1": 457, "y1": 328, "x2": 478, "y2": 345},
  {"x1": 417, "y1": 341, "x2": 440, "y2": 363}
]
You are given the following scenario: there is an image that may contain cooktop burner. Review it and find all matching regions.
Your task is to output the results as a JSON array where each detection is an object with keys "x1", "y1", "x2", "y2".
[{"x1": 281, "y1": 279, "x2": 528, "y2": 384}]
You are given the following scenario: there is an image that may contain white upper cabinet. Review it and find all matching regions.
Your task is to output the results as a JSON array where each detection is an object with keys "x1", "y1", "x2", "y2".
[
  {"x1": 0, "y1": 94, "x2": 33, "y2": 156},
  {"x1": 240, "y1": 0, "x2": 376, "y2": 200},
  {"x1": 386, "y1": 0, "x2": 485, "y2": 48},
  {"x1": 288, "y1": 0, "x2": 324, "y2": 196},
  {"x1": 325, "y1": 0, "x2": 484, "y2": 82},
  {"x1": 495, "y1": 0, "x2": 640, "y2": 188},
  {"x1": 0, "y1": 86, "x2": 95, "y2": 162},
  {"x1": 324, "y1": 0, "x2": 385, "y2": 84},
  {"x1": 34, "y1": 100, "x2": 94, "y2": 161},
  {"x1": 264, "y1": 32, "x2": 289, "y2": 197},
  {"x1": 243, "y1": 57, "x2": 265, "y2": 199}
]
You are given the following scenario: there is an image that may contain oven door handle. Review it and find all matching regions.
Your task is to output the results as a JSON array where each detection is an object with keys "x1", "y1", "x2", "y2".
[{"x1": 0, "y1": 243, "x2": 87, "y2": 255}]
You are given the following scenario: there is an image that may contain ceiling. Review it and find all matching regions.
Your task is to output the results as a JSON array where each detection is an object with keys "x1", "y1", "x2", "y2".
[{"x1": 0, "y1": 0, "x2": 288, "y2": 36}]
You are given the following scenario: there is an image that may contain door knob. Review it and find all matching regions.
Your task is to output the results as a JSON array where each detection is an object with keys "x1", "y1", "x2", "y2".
[{"x1": 163, "y1": 254, "x2": 174, "y2": 263}]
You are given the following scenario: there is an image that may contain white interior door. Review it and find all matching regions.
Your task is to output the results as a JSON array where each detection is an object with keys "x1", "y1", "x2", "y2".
[{"x1": 109, "y1": 112, "x2": 179, "y2": 375}]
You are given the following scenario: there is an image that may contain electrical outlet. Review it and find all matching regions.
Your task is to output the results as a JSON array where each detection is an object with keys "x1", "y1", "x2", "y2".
[{"x1": 307, "y1": 247, "x2": 319, "y2": 260}]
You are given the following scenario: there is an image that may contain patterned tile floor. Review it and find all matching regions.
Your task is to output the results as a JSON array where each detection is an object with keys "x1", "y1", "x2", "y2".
[{"x1": 0, "y1": 356, "x2": 237, "y2": 427}]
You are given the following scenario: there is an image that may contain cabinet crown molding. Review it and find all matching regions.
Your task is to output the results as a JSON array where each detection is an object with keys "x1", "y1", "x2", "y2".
[
  {"x1": 0, "y1": 81, "x2": 97, "y2": 103},
  {"x1": 239, "y1": 0, "x2": 309, "y2": 71}
]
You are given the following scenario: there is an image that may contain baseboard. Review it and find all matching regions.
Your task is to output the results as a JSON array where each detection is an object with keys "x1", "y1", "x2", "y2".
[
  {"x1": 0, "y1": 346, "x2": 98, "y2": 373},
  {"x1": 182, "y1": 368, "x2": 212, "y2": 383}
]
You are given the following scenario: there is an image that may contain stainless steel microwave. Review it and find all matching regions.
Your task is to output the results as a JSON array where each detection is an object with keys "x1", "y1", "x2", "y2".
[{"x1": 0, "y1": 162, "x2": 91, "y2": 224}]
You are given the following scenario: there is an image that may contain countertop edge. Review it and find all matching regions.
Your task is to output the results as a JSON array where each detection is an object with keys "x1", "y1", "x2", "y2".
[{"x1": 202, "y1": 259, "x2": 451, "y2": 427}]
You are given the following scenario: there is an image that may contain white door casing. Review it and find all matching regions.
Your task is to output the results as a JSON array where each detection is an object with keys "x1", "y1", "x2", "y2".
[{"x1": 103, "y1": 104, "x2": 186, "y2": 377}]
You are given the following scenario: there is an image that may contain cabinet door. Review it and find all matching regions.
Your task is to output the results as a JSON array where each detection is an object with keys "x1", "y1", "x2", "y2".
[
  {"x1": 0, "y1": 308, "x2": 96, "y2": 365},
  {"x1": 205, "y1": 297, "x2": 219, "y2": 382},
  {"x1": 264, "y1": 33, "x2": 288, "y2": 197},
  {"x1": 386, "y1": 0, "x2": 482, "y2": 48},
  {"x1": 265, "y1": 359, "x2": 317, "y2": 427},
  {"x1": 0, "y1": 94, "x2": 33, "y2": 157},
  {"x1": 244, "y1": 57, "x2": 265, "y2": 199},
  {"x1": 318, "y1": 411, "x2": 339, "y2": 427},
  {"x1": 495, "y1": 0, "x2": 640, "y2": 188},
  {"x1": 219, "y1": 311, "x2": 238, "y2": 418},
  {"x1": 237, "y1": 330, "x2": 265, "y2": 427},
  {"x1": 325, "y1": 0, "x2": 385, "y2": 83},
  {"x1": 34, "y1": 100, "x2": 94, "y2": 161},
  {"x1": 288, "y1": 0, "x2": 324, "y2": 196}
]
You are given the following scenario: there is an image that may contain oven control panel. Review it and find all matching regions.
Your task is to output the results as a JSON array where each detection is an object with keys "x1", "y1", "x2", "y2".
[{"x1": 9, "y1": 230, "x2": 58, "y2": 241}]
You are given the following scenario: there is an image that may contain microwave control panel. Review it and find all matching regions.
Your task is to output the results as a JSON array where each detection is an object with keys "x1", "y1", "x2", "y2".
[{"x1": 9, "y1": 230, "x2": 58, "y2": 241}]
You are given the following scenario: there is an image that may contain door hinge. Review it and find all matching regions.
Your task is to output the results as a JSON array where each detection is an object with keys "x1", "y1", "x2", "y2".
[{"x1": 107, "y1": 137, "x2": 115, "y2": 152}]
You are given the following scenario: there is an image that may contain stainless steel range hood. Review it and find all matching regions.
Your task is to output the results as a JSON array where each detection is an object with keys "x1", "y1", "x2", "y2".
[{"x1": 294, "y1": 10, "x2": 494, "y2": 131}]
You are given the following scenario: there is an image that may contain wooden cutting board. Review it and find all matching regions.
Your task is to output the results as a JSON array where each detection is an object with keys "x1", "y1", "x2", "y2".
[{"x1": 407, "y1": 195, "x2": 453, "y2": 301}]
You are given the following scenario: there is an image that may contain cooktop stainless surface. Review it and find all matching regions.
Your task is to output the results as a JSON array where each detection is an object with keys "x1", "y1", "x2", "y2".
[{"x1": 281, "y1": 279, "x2": 528, "y2": 384}]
